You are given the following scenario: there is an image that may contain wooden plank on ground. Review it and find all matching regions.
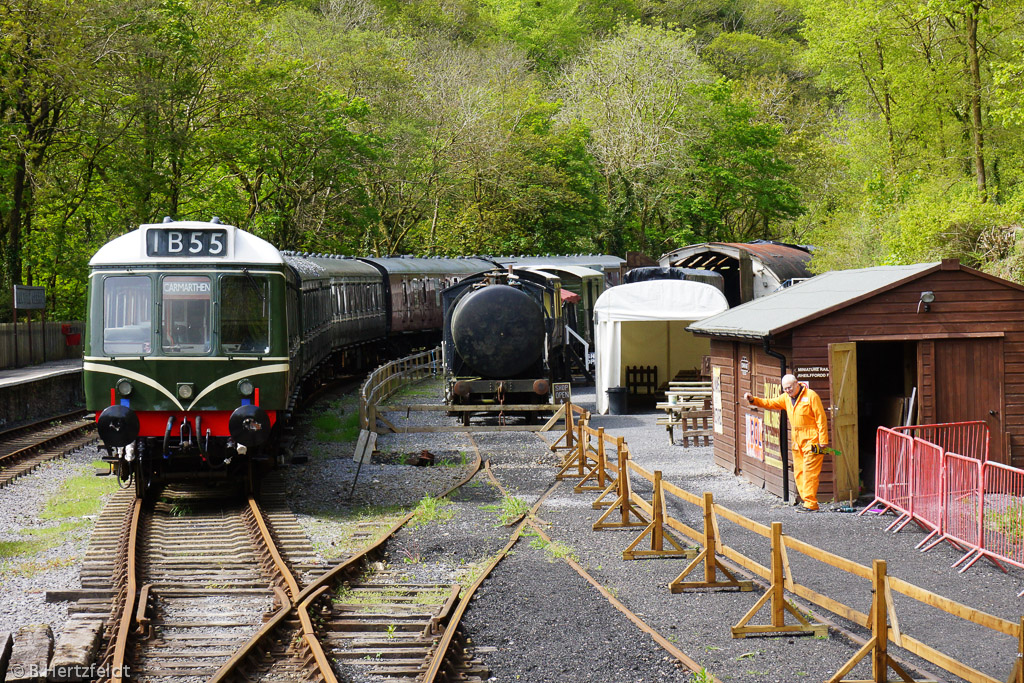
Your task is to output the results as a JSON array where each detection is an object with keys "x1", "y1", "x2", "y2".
[
  {"x1": 385, "y1": 403, "x2": 558, "y2": 412},
  {"x1": 353, "y1": 430, "x2": 377, "y2": 463}
]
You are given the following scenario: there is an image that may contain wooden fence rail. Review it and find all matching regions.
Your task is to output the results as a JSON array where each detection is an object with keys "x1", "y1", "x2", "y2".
[
  {"x1": 556, "y1": 407, "x2": 1024, "y2": 683},
  {"x1": 359, "y1": 347, "x2": 442, "y2": 431}
]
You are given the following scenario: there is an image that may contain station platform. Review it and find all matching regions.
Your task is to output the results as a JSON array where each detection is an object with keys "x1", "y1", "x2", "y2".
[
  {"x1": 0, "y1": 358, "x2": 84, "y2": 427},
  {"x1": 0, "y1": 357, "x2": 82, "y2": 389}
]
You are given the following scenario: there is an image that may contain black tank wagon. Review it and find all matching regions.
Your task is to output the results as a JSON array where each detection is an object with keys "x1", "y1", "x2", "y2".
[{"x1": 442, "y1": 268, "x2": 569, "y2": 423}]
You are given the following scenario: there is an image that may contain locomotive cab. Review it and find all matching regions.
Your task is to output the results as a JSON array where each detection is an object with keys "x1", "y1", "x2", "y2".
[{"x1": 85, "y1": 219, "x2": 290, "y2": 497}]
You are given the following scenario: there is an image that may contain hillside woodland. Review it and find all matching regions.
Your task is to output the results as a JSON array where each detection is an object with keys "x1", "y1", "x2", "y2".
[{"x1": 2, "y1": 0, "x2": 1023, "y2": 317}]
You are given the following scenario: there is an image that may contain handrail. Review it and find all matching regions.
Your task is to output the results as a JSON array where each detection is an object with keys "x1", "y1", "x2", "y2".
[{"x1": 360, "y1": 347, "x2": 441, "y2": 430}]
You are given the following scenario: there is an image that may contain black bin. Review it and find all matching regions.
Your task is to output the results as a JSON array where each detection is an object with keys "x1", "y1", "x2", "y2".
[{"x1": 607, "y1": 386, "x2": 628, "y2": 415}]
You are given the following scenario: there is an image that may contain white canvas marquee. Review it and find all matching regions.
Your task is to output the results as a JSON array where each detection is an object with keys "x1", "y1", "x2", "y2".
[{"x1": 594, "y1": 280, "x2": 729, "y2": 414}]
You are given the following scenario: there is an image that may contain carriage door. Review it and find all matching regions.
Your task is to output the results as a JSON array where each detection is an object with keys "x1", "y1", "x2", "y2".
[
  {"x1": 932, "y1": 338, "x2": 1004, "y2": 463},
  {"x1": 828, "y1": 342, "x2": 859, "y2": 502}
]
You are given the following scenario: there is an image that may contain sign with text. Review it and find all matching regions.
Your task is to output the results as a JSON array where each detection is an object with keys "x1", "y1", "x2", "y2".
[
  {"x1": 553, "y1": 382, "x2": 571, "y2": 404},
  {"x1": 746, "y1": 413, "x2": 764, "y2": 462},
  {"x1": 761, "y1": 379, "x2": 784, "y2": 469},
  {"x1": 796, "y1": 365, "x2": 830, "y2": 381},
  {"x1": 147, "y1": 228, "x2": 227, "y2": 257},
  {"x1": 740, "y1": 356, "x2": 750, "y2": 376},
  {"x1": 13, "y1": 285, "x2": 45, "y2": 310}
]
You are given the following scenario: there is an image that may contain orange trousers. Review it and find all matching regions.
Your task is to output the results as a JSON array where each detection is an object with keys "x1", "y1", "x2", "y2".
[{"x1": 792, "y1": 429, "x2": 824, "y2": 510}]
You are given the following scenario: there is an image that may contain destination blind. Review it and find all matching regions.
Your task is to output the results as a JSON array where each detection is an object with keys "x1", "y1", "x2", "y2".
[{"x1": 147, "y1": 228, "x2": 227, "y2": 257}]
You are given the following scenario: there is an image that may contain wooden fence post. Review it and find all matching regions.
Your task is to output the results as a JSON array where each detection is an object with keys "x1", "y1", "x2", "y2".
[
  {"x1": 731, "y1": 522, "x2": 827, "y2": 638},
  {"x1": 593, "y1": 442, "x2": 647, "y2": 530},
  {"x1": 574, "y1": 429, "x2": 610, "y2": 493},
  {"x1": 828, "y1": 560, "x2": 919, "y2": 683},
  {"x1": 669, "y1": 492, "x2": 753, "y2": 593},
  {"x1": 622, "y1": 470, "x2": 696, "y2": 560},
  {"x1": 556, "y1": 422, "x2": 590, "y2": 480}
]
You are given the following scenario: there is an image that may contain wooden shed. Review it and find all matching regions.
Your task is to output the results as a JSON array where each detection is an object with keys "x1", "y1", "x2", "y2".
[{"x1": 688, "y1": 259, "x2": 1024, "y2": 504}]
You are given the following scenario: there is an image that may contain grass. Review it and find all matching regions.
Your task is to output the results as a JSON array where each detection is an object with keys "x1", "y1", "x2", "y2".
[
  {"x1": 1, "y1": 463, "x2": 112, "y2": 577},
  {"x1": 690, "y1": 669, "x2": 714, "y2": 683},
  {"x1": 409, "y1": 495, "x2": 456, "y2": 528},
  {"x1": 41, "y1": 463, "x2": 119, "y2": 519},
  {"x1": 528, "y1": 534, "x2": 578, "y2": 562},
  {"x1": 985, "y1": 497, "x2": 1024, "y2": 543},
  {"x1": 482, "y1": 495, "x2": 530, "y2": 526},
  {"x1": 313, "y1": 410, "x2": 361, "y2": 443}
]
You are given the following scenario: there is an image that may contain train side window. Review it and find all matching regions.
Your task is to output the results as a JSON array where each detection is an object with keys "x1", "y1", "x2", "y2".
[
  {"x1": 161, "y1": 275, "x2": 212, "y2": 354},
  {"x1": 103, "y1": 276, "x2": 152, "y2": 355},
  {"x1": 221, "y1": 275, "x2": 270, "y2": 354}
]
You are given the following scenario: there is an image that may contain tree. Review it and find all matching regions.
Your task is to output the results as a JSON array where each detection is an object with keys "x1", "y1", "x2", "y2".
[{"x1": 558, "y1": 21, "x2": 713, "y2": 254}]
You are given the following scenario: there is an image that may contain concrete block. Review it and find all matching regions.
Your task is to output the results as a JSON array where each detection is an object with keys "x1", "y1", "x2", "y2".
[
  {"x1": 48, "y1": 618, "x2": 105, "y2": 682},
  {"x1": 6, "y1": 624, "x2": 52, "y2": 683},
  {"x1": 1, "y1": 631, "x2": 12, "y2": 682}
]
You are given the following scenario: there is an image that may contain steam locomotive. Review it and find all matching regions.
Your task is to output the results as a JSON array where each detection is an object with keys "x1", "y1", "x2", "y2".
[{"x1": 84, "y1": 218, "x2": 493, "y2": 496}]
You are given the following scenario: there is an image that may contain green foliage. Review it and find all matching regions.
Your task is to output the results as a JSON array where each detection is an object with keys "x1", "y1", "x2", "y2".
[
  {"x1": 6, "y1": 0, "x2": 1024, "y2": 314},
  {"x1": 409, "y1": 495, "x2": 456, "y2": 528},
  {"x1": 985, "y1": 498, "x2": 1024, "y2": 545},
  {"x1": 482, "y1": 495, "x2": 530, "y2": 525},
  {"x1": 675, "y1": 81, "x2": 804, "y2": 243},
  {"x1": 313, "y1": 409, "x2": 361, "y2": 443}
]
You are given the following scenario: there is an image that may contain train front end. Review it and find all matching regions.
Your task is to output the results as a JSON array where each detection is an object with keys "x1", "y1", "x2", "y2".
[{"x1": 84, "y1": 219, "x2": 291, "y2": 497}]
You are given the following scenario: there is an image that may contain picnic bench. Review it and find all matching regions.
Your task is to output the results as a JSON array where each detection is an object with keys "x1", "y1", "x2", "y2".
[{"x1": 656, "y1": 381, "x2": 713, "y2": 446}]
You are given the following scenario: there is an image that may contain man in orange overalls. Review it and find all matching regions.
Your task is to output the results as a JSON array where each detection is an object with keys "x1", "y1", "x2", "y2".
[{"x1": 744, "y1": 374, "x2": 829, "y2": 512}]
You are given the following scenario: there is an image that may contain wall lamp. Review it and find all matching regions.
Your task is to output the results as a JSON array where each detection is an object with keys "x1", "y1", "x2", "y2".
[{"x1": 917, "y1": 290, "x2": 935, "y2": 314}]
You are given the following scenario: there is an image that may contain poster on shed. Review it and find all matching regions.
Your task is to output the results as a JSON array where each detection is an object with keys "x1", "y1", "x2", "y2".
[{"x1": 712, "y1": 367, "x2": 723, "y2": 434}]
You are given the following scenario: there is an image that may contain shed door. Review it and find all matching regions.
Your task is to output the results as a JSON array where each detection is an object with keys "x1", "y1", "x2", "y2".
[
  {"x1": 933, "y1": 338, "x2": 1004, "y2": 463},
  {"x1": 828, "y1": 342, "x2": 859, "y2": 502}
]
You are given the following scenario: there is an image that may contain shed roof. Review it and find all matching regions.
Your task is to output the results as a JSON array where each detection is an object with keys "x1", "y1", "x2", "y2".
[{"x1": 688, "y1": 262, "x2": 943, "y2": 339}]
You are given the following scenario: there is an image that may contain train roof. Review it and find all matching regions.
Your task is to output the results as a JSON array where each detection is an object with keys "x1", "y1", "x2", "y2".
[
  {"x1": 285, "y1": 253, "x2": 382, "y2": 279},
  {"x1": 524, "y1": 265, "x2": 604, "y2": 280},
  {"x1": 490, "y1": 255, "x2": 625, "y2": 271},
  {"x1": 90, "y1": 220, "x2": 284, "y2": 267},
  {"x1": 358, "y1": 256, "x2": 497, "y2": 276}
]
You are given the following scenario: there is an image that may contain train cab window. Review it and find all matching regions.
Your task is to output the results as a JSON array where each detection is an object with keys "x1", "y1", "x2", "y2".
[
  {"x1": 103, "y1": 276, "x2": 152, "y2": 355},
  {"x1": 221, "y1": 275, "x2": 270, "y2": 354},
  {"x1": 161, "y1": 276, "x2": 212, "y2": 354}
]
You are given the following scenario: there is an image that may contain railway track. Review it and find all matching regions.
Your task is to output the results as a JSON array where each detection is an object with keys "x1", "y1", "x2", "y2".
[
  {"x1": 212, "y1": 454, "x2": 492, "y2": 683},
  {"x1": 89, "y1": 456, "x2": 489, "y2": 683},
  {"x1": 0, "y1": 410, "x2": 97, "y2": 488}
]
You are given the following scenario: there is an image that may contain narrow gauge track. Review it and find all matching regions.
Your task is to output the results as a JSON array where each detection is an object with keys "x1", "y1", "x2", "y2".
[
  {"x1": 474, "y1": 433, "x2": 719, "y2": 681},
  {"x1": 0, "y1": 410, "x2": 97, "y2": 488},
  {"x1": 95, "y1": 481, "x2": 332, "y2": 683}
]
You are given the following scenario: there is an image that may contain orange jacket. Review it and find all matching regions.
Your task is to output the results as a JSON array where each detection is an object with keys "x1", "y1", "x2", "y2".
[{"x1": 751, "y1": 384, "x2": 829, "y2": 446}]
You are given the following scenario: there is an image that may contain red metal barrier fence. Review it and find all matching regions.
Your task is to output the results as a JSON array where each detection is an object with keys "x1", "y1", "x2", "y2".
[
  {"x1": 894, "y1": 421, "x2": 990, "y2": 462},
  {"x1": 866, "y1": 421, "x2": 1024, "y2": 587}
]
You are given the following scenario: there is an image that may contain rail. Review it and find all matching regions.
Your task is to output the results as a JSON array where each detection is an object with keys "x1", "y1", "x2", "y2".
[
  {"x1": 553, "y1": 407, "x2": 1024, "y2": 683},
  {"x1": 359, "y1": 347, "x2": 441, "y2": 430}
]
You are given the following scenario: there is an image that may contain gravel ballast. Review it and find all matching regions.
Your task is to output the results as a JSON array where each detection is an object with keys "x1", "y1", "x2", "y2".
[{"x1": 4, "y1": 375, "x2": 1019, "y2": 682}]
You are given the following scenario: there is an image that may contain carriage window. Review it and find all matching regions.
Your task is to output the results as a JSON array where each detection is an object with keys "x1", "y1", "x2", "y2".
[
  {"x1": 221, "y1": 275, "x2": 269, "y2": 354},
  {"x1": 161, "y1": 276, "x2": 211, "y2": 354},
  {"x1": 103, "y1": 276, "x2": 152, "y2": 355}
]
